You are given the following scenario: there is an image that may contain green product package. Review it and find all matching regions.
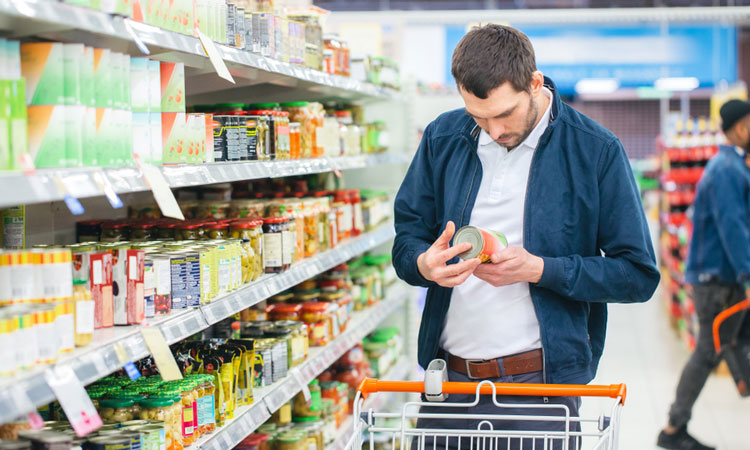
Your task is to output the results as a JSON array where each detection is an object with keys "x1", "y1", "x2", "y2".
[
  {"x1": 62, "y1": 43, "x2": 83, "y2": 106},
  {"x1": 148, "y1": 59, "x2": 161, "y2": 113},
  {"x1": 95, "y1": 107, "x2": 116, "y2": 166},
  {"x1": 20, "y1": 42, "x2": 65, "y2": 105},
  {"x1": 82, "y1": 106, "x2": 98, "y2": 166},
  {"x1": 159, "y1": 62, "x2": 185, "y2": 113},
  {"x1": 27, "y1": 105, "x2": 66, "y2": 168},
  {"x1": 110, "y1": 52, "x2": 123, "y2": 110},
  {"x1": 64, "y1": 105, "x2": 85, "y2": 167},
  {"x1": 81, "y1": 47, "x2": 95, "y2": 107},
  {"x1": 121, "y1": 54, "x2": 132, "y2": 111},
  {"x1": 130, "y1": 57, "x2": 150, "y2": 113},
  {"x1": 149, "y1": 112, "x2": 162, "y2": 164},
  {"x1": 132, "y1": 112, "x2": 151, "y2": 163},
  {"x1": 93, "y1": 48, "x2": 113, "y2": 108},
  {"x1": 9, "y1": 79, "x2": 27, "y2": 170},
  {"x1": 0, "y1": 81, "x2": 10, "y2": 170}
]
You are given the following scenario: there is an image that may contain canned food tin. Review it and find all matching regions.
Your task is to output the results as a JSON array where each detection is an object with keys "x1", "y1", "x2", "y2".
[
  {"x1": 453, "y1": 226, "x2": 508, "y2": 263},
  {"x1": 83, "y1": 436, "x2": 131, "y2": 450},
  {"x1": 118, "y1": 430, "x2": 144, "y2": 450},
  {"x1": 129, "y1": 425, "x2": 165, "y2": 450}
]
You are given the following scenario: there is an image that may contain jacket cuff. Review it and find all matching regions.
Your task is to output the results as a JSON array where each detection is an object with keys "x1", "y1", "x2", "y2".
[
  {"x1": 537, "y1": 256, "x2": 566, "y2": 290},
  {"x1": 408, "y1": 243, "x2": 434, "y2": 287}
]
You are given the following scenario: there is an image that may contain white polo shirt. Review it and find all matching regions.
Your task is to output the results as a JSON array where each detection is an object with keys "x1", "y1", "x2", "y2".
[{"x1": 440, "y1": 88, "x2": 553, "y2": 360}]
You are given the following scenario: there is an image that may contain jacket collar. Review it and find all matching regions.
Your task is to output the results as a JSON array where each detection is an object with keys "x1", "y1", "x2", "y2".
[{"x1": 461, "y1": 76, "x2": 563, "y2": 142}]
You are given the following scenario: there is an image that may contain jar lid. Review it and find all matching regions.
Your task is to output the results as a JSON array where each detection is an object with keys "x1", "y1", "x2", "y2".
[
  {"x1": 176, "y1": 223, "x2": 201, "y2": 230},
  {"x1": 264, "y1": 328, "x2": 291, "y2": 337},
  {"x1": 230, "y1": 220, "x2": 254, "y2": 229},
  {"x1": 73, "y1": 279, "x2": 88, "y2": 286},
  {"x1": 138, "y1": 398, "x2": 173, "y2": 408},
  {"x1": 271, "y1": 303, "x2": 302, "y2": 313},
  {"x1": 204, "y1": 223, "x2": 228, "y2": 230},
  {"x1": 274, "y1": 320, "x2": 302, "y2": 328},
  {"x1": 301, "y1": 302, "x2": 329, "y2": 313},
  {"x1": 101, "y1": 221, "x2": 129, "y2": 229},
  {"x1": 280, "y1": 101, "x2": 309, "y2": 107},
  {"x1": 263, "y1": 217, "x2": 286, "y2": 224},
  {"x1": 99, "y1": 398, "x2": 135, "y2": 408}
]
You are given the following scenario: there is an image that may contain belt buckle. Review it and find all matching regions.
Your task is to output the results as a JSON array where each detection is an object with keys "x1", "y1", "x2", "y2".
[{"x1": 465, "y1": 359, "x2": 484, "y2": 380}]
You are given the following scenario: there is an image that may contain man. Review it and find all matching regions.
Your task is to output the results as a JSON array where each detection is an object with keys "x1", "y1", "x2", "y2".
[
  {"x1": 657, "y1": 99, "x2": 750, "y2": 450},
  {"x1": 392, "y1": 24, "x2": 660, "y2": 449}
]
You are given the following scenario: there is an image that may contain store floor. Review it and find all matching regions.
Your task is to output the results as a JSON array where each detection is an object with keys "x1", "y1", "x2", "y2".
[{"x1": 584, "y1": 290, "x2": 750, "y2": 449}]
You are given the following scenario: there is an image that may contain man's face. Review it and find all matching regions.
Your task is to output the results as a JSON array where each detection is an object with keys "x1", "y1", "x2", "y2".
[
  {"x1": 460, "y1": 82, "x2": 539, "y2": 151},
  {"x1": 727, "y1": 117, "x2": 750, "y2": 151}
]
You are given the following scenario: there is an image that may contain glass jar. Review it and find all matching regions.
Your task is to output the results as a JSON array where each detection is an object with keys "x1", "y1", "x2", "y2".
[
  {"x1": 138, "y1": 397, "x2": 173, "y2": 423},
  {"x1": 157, "y1": 222, "x2": 177, "y2": 240},
  {"x1": 269, "y1": 303, "x2": 302, "y2": 321},
  {"x1": 129, "y1": 223, "x2": 157, "y2": 242},
  {"x1": 292, "y1": 379, "x2": 322, "y2": 419},
  {"x1": 202, "y1": 223, "x2": 228, "y2": 240},
  {"x1": 178, "y1": 383, "x2": 198, "y2": 445},
  {"x1": 301, "y1": 302, "x2": 331, "y2": 347},
  {"x1": 100, "y1": 222, "x2": 129, "y2": 242},
  {"x1": 175, "y1": 223, "x2": 201, "y2": 241},
  {"x1": 276, "y1": 111, "x2": 291, "y2": 160},
  {"x1": 198, "y1": 375, "x2": 217, "y2": 434},
  {"x1": 321, "y1": 291, "x2": 350, "y2": 333},
  {"x1": 98, "y1": 399, "x2": 136, "y2": 423},
  {"x1": 289, "y1": 123, "x2": 301, "y2": 160},
  {"x1": 269, "y1": 291, "x2": 294, "y2": 305},
  {"x1": 262, "y1": 217, "x2": 286, "y2": 273},
  {"x1": 250, "y1": 220, "x2": 264, "y2": 279},
  {"x1": 320, "y1": 399, "x2": 336, "y2": 443},
  {"x1": 302, "y1": 200, "x2": 318, "y2": 258},
  {"x1": 274, "y1": 320, "x2": 307, "y2": 367},
  {"x1": 312, "y1": 194, "x2": 332, "y2": 251},
  {"x1": 154, "y1": 391, "x2": 183, "y2": 450},
  {"x1": 348, "y1": 190, "x2": 363, "y2": 238},
  {"x1": 249, "y1": 110, "x2": 275, "y2": 161},
  {"x1": 281, "y1": 102, "x2": 313, "y2": 159},
  {"x1": 72, "y1": 279, "x2": 93, "y2": 348},
  {"x1": 276, "y1": 433, "x2": 305, "y2": 450}
]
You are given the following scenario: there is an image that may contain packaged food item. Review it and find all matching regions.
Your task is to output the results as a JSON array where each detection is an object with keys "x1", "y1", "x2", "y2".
[
  {"x1": 98, "y1": 398, "x2": 137, "y2": 423},
  {"x1": 292, "y1": 379, "x2": 321, "y2": 418},
  {"x1": 76, "y1": 220, "x2": 103, "y2": 243},
  {"x1": 170, "y1": 252, "x2": 201, "y2": 308},
  {"x1": 90, "y1": 252, "x2": 114, "y2": 328},
  {"x1": 453, "y1": 225, "x2": 509, "y2": 263},
  {"x1": 160, "y1": 62, "x2": 185, "y2": 113},
  {"x1": 129, "y1": 223, "x2": 157, "y2": 241},
  {"x1": 113, "y1": 248, "x2": 145, "y2": 325},
  {"x1": 147, "y1": 255, "x2": 172, "y2": 315},
  {"x1": 269, "y1": 303, "x2": 302, "y2": 321},
  {"x1": 262, "y1": 217, "x2": 285, "y2": 273}
]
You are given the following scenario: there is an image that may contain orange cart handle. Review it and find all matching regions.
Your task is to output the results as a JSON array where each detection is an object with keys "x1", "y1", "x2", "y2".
[
  {"x1": 357, "y1": 378, "x2": 627, "y2": 405},
  {"x1": 713, "y1": 299, "x2": 750, "y2": 353}
]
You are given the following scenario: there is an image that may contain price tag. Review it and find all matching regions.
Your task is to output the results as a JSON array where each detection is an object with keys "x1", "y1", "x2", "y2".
[
  {"x1": 124, "y1": 362, "x2": 141, "y2": 381},
  {"x1": 141, "y1": 327, "x2": 183, "y2": 381},
  {"x1": 92, "y1": 172, "x2": 123, "y2": 209},
  {"x1": 113, "y1": 342, "x2": 129, "y2": 365},
  {"x1": 140, "y1": 163, "x2": 185, "y2": 220},
  {"x1": 196, "y1": 28, "x2": 235, "y2": 83},
  {"x1": 53, "y1": 175, "x2": 85, "y2": 215},
  {"x1": 290, "y1": 369, "x2": 311, "y2": 404},
  {"x1": 44, "y1": 366, "x2": 102, "y2": 437}
]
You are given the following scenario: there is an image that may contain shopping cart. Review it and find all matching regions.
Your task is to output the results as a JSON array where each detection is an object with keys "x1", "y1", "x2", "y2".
[{"x1": 344, "y1": 376, "x2": 627, "y2": 450}]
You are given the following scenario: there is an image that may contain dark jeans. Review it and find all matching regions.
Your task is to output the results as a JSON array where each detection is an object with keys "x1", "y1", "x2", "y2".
[
  {"x1": 410, "y1": 368, "x2": 581, "y2": 450},
  {"x1": 668, "y1": 282, "x2": 745, "y2": 429}
]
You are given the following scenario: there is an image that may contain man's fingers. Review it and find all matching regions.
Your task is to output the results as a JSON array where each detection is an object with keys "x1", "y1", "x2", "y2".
[
  {"x1": 435, "y1": 221, "x2": 456, "y2": 247},
  {"x1": 490, "y1": 248, "x2": 516, "y2": 264},
  {"x1": 437, "y1": 242, "x2": 472, "y2": 262},
  {"x1": 442, "y1": 267, "x2": 476, "y2": 287},
  {"x1": 437, "y1": 258, "x2": 481, "y2": 278}
]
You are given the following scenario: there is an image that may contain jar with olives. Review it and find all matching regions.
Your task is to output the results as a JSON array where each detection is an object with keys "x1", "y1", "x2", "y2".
[
  {"x1": 129, "y1": 223, "x2": 157, "y2": 241},
  {"x1": 177, "y1": 382, "x2": 198, "y2": 444},
  {"x1": 197, "y1": 374, "x2": 217, "y2": 434},
  {"x1": 175, "y1": 223, "x2": 201, "y2": 240},
  {"x1": 153, "y1": 390, "x2": 183, "y2": 450},
  {"x1": 100, "y1": 222, "x2": 129, "y2": 242},
  {"x1": 202, "y1": 223, "x2": 228, "y2": 240},
  {"x1": 98, "y1": 398, "x2": 137, "y2": 423}
]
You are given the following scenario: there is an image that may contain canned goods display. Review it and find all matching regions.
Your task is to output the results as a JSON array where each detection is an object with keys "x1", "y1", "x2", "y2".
[
  {"x1": 453, "y1": 226, "x2": 509, "y2": 263},
  {"x1": 83, "y1": 436, "x2": 131, "y2": 450}
]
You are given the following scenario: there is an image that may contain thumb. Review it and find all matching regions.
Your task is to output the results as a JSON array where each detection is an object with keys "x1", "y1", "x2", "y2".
[{"x1": 436, "y1": 221, "x2": 456, "y2": 248}]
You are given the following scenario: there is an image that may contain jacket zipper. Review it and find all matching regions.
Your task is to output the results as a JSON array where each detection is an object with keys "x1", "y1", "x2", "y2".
[{"x1": 459, "y1": 134, "x2": 480, "y2": 226}]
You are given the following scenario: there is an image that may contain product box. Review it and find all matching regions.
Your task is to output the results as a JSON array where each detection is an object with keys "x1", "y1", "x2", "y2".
[
  {"x1": 126, "y1": 249, "x2": 145, "y2": 324},
  {"x1": 130, "y1": 57, "x2": 150, "y2": 113},
  {"x1": 185, "y1": 113, "x2": 206, "y2": 164},
  {"x1": 93, "y1": 48, "x2": 113, "y2": 108},
  {"x1": 82, "y1": 106, "x2": 97, "y2": 166},
  {"x1": 159, "y1": 62, "x2": 185, "y2": 113},
  {"x1": 81, "y1": 47, "x2": 95, "y2": 107},
  {"x1": 170, "y1": 251, "x2": 201, "y2": 309},
  {"x1": 89, "y1": 252, "x2": 114, "y2": 329},
  {"x1": 62, "y1": 44, "x2": 83, "y2": 106},
  {"x1": 187, "y1": 245, "x2": 213, "y2": 304},
  {"x1": 0, "y1": 81, "x2": 10, "y2": 170},
  {"x1": 132, "y1": 112, "x2": 151, "y2": 163},
  {"x1": 143, "y1": 260, "x2": 155, "y2": 318},
  {"x1": 117, "y1": 109, "x2": 133, "y2": 165},
  {"x1": 121, "y1": 54, "x2": 131, "y2": 111},
  {"x1": 8, "y1": 79, "x2": 27, "y2": 170},
  {"x1": 150, "y1": 112, "x2": 163, "y2": 164},
  {"x1": 64, "y1": 104, "x2": 85, "y2": 167},
  {"x1": 161, "y1": 112, "x2": 186, "y2": 164},
  {"x1": 204, "y1": 113, "x2": 214, "y2": 163},
  {"x1": 27, "y1": 105, "x2": 66, "y2": 168},
  {"x1": 148, "y1": 59, "x2": 161, "y2": 113},
  {"x1": 20, "y1": 43, "x2": 65, "y2": 105},
  {"x1": 147, "y1": 254, "x2": 172, "y2": 315},
  {"x1": 95, "y1": 108, "x2": 116, "y2": 166}
]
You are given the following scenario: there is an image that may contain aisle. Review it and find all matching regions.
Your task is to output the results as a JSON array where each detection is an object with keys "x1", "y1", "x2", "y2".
[{"x1": 584, "y1": 291, "x2": 750, "y2": 449}]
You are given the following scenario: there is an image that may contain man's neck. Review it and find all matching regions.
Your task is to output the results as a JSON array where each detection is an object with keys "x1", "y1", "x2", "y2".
[{"x1": 530, "y1": 90, "x2": 551, "y2": 130}]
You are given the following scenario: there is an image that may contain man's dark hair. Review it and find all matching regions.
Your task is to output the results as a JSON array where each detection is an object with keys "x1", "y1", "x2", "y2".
[{"x1": 451, "y1": 24, "x2": 537, "y2": 99}]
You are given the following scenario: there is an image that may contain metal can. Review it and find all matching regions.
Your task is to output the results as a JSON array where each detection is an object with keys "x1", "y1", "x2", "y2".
[
  {"x1": 129, "y1": 425, "x2": 165, "y2": 450},
  {"x1": 118, "y1": 430, "x2": 144, "y2": 450},
  {"x1": 83, "y1": 436, "x2": 131, "y2": 450},
  {"x1": 453, "y1": 226, "x2": 508, "y2": 263}
]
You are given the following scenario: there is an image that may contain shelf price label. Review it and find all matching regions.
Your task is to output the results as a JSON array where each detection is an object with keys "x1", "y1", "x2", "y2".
[
  {"x1": 139, "y1": 163, "x2": 185, "y2": 220},
  {"x1": 196, "y1": 28, "x2": 235, "y2": 84},
  {"x1": 141, "y1": 327, "x2": 183, "y2": 381},
  {"x1": 44, "y1": 366, "x2": 103, "y2": 437}
]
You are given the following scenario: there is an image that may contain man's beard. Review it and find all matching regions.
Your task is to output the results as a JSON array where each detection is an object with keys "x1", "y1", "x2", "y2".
[{"x1": 498, "y1": 95, "x2": 539, "y2": 151}]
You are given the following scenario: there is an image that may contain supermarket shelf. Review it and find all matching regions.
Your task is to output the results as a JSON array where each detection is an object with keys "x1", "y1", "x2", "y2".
[
  {"x1": 0, "y1": 153, "x2": 408, "y2": 209},
  {"x1": 326, "y1": 356, "x2": 412, "y2": 450},
  {"x1": 0, "y1": 0, "x2": 397, "y2": 103},
  {"x1": 195, "y1": 284, "x2": 411, "y2": 450},
  {"x1": 0, "y1": 223, "x2": 395, "y2": 424}
]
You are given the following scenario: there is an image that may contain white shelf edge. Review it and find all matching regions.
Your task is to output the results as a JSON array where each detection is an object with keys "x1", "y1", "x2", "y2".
[
  {"x1": 196, "y1": 285, "x2": 410, "y2": 450},
  {"x1": 0, "y1": 154, "x2": 409, "y2": 209},
  {"x1": 0, "y1": 223, "x2": 396, "y2": 424}
]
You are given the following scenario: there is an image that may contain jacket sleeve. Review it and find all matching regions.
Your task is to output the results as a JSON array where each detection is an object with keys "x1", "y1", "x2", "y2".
[
  {"x1": 392, "y1": 123, "x2": 438, "y2": 288},
  {"x1": 707, "y1": 164, "x2": 750, "y2": 283},
  {"x1": 535, "y1": 138, "x2": 660, "y2": 303}
]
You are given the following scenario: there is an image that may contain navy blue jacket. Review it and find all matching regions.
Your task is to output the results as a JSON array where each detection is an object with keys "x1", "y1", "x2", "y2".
[
  {"x1": 392, "y1": 77, "x2": 660, "y2": 385},
  {"x1": 685, "y1": 145, "x2": 750, "y2": 285}
]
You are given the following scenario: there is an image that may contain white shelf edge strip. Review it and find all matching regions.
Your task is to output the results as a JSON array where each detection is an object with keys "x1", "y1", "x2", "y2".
[
  {"x1": 0, "y1": 154, "x2": 409, "y2": 209},
  {"x1": 196, "y1": 286, "x2": 410, "y2": 450},
  {"x1": 0, "y1": 223, "x2": 396, "y2": 423}
]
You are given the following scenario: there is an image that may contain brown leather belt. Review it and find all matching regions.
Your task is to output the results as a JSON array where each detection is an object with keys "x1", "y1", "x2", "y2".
[{"x1": 444, "y1": 349, "x2": 543, "y2": 380}]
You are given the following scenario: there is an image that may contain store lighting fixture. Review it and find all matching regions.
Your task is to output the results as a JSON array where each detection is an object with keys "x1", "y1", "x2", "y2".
[
  {"x1": 654, "y1": 77, "x2": 700, "y2": 92},
  {"x1": 574, "y1": 78, "x2": 620, "y2": 95}
]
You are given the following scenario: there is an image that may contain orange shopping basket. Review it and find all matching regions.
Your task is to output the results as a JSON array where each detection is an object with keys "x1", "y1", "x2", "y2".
[{"x1": 345, "y1": 377, "x2": 627, "y2": 450}]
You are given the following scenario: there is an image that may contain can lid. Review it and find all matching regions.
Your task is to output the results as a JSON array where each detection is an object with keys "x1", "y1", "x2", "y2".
[{"x1": 453, "y1": 226, "x2": 483, "y2": 260}]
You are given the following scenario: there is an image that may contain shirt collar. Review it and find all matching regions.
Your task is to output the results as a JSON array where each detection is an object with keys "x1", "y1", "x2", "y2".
[{"x1": 478, "y1": 87, "x2": 553, "y2": 148}]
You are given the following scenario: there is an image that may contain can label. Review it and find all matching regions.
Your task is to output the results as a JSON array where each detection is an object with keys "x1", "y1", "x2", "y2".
[{"x1": 454, "y1": 226, "x2": 508, "y2": 263}]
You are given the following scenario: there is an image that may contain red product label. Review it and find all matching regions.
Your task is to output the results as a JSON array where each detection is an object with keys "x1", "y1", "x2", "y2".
[
  {"x1": 90, "y1": 253, "x2": 114, "y2": 329},
  {"x1": 475, "y1": 228, "x2": 508, "y2": 263},
  {"x1": 126, "y1": 250, "x2": 146, "y2": 324},
  {"x1": 182, "y1": 404, "x2": 195, "y2": 437}
]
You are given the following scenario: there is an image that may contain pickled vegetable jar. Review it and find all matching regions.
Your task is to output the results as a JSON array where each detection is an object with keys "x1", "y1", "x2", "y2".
[
  {"x1": 98, "y1": 398, "x2": 136, "y2": 423},
  {"x1": 72, "y1": 279, "x2": 94, "y2": 348},
  {"x1": 301, "y1": 302, "x2": 331, "y2": 347}
]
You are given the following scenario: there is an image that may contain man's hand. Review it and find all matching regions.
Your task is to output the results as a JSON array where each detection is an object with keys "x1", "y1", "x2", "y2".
[
  {"x1": 417, "y1": 221, "x2": 482, "y2": 287},
  {"x1": 473, "y1": 246, "x2": 544, "y2": 287}
]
